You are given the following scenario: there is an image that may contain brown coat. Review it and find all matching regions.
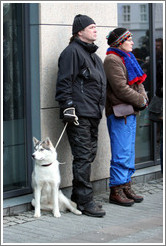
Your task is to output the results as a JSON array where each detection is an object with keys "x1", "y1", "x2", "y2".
[{"x1": 104, "y1": 54, "x2": 148, "y2": 117}]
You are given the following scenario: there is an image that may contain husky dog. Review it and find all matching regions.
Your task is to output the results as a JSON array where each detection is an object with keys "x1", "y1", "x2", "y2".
[{"x1": 31, "y1": 137, "x2": 82, "y2": 218}]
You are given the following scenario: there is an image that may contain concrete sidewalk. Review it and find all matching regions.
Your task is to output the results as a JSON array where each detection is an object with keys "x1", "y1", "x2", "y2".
[{"x1": 3, "y1": 178, "x2": 164, "y2": 244}]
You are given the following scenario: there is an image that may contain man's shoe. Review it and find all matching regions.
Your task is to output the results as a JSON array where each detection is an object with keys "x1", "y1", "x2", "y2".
[
  {"x1": 123, "y1": 182, "x2": 144, "y2": 203},
  {"x1": 82, "y1": 201, "x2": 106, "y2": 217},
  {"x1": 109, "y1": 185, "x2": 134, "y2": 206},
  {"x1": 96, "y1": 202, "x2": 102, "y2": 208},
  {"x1": 71, "y1": 197, "x2": 102, "y2": 210}
]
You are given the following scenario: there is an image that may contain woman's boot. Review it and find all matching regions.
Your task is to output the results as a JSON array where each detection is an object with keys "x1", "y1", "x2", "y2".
[
  {"x1": 123, "y1": 182, "x2": 143, "y2": 203},
  {"x1": 109, "y1": 184, "x2": 134, "y2": 206}
]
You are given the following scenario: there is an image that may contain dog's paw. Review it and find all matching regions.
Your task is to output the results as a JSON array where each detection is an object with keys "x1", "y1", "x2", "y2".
[
  {"x1": 53, "y1": 211, "x2": 61, "y2": 218},
  {"x1": 34, "y1": 212, "x2": 41, "y2": 218}
]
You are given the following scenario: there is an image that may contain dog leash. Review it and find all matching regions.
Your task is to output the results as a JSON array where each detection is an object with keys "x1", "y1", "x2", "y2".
[
  {"x1": 55, "y1": 122, "x2": 68, "y2": 149},
  {"x1": 55, "y1": 115, "x2": 79, "y2": 149}
]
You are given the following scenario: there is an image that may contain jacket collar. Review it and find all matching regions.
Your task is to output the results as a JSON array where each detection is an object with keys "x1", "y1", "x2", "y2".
[{"x1": 75, "y1": 37, "x2": 98, "y2": 54}]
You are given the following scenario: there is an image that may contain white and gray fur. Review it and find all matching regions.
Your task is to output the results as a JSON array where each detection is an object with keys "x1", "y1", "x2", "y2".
[{"x1": 31, "y1": 137, "x2": 82, "y2": 218}]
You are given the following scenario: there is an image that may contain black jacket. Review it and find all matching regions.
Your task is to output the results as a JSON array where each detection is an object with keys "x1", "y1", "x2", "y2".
[{"x1": 55, "y1": 38, "x2": 106, "y2": 119}]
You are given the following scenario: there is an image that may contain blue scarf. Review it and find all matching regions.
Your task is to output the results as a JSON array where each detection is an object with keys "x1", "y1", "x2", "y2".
[{"x1": 106, "y1": 47, "x2": 147, "y2": 85}]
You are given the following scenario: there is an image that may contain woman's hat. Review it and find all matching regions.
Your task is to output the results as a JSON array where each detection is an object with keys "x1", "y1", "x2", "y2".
[
  {"x1": 72, "y1": 14, "x2": 95, "y2": 35},
  {"x1": 106, "y1": 28, "x2": 132, "y2": 47}
]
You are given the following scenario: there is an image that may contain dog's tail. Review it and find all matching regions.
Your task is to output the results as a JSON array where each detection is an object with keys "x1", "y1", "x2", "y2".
[
  {"x1": 59, "y1": 190, "x2": 82, "y2": 215},
  {"x1": 69, "y1": 201, "x2": 82, "y2": 215}
]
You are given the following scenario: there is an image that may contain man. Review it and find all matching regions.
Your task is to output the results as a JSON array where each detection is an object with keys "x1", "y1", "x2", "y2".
[{"x1": 55, "y1": 14, "x2": 106, "y2": 217}]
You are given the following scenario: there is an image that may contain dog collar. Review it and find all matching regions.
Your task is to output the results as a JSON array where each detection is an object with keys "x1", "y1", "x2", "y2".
[{"x1": 41, "y1": 163, "x2": 52, "y2": 167}]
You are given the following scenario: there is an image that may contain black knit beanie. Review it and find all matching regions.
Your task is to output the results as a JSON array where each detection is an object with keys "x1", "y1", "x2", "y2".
[
  {"x1": 72, "y1": 14, "x2": 95, "y2": 35},
  {"x1": 107, "y1": 28, "x2": 132, "y2": 47}
]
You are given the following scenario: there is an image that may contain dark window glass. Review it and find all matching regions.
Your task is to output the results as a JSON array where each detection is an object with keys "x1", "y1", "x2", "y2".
[
  {"x1": 3, "y1": 3, "x2": 28, "y2": 192},
  {"x1": 118, "y1": 3, "x2": 163, "y2": 165},
  {"x1": 154, "y1": 3, "x2": 163, "y2": 163}
]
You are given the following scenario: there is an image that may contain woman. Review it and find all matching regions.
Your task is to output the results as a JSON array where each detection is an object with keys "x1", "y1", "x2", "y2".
[{"x1": 104, "y1": 28, "x2": 148, "y2": 206}]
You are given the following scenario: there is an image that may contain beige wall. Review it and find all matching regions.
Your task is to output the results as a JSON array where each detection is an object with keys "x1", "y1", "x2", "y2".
[{"x1": 39, "y1": 2, "x2": 117, "y2": 188}]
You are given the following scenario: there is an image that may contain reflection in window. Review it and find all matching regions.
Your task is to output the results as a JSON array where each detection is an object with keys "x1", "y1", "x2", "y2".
[
  {"x1": 3, "y1": 3, "x2": 27, "y2": 193},
  {"x1": 118, "y1": 3, "x2": 152, "y2": 164},
  {"x1": 154, "y1": 4, "x2": 163, "y2": 170},
  {"x1": 123, "y1": 5, "x2": 130, "y2": 22},
  {"x1": 118, "y1": 3, "x2": 163, "y2": 166},
  {"x1": 140, "y1": 4, "x2": 147, "y2": 22}
]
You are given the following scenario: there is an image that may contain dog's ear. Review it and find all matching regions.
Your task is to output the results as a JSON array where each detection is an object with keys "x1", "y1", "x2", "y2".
[
  {"x1": 45, "y1": 137, "x2": 53, "y2": 147},
  {"x1": 33, "y1": 137, "x2": 39, "y2": 146}
]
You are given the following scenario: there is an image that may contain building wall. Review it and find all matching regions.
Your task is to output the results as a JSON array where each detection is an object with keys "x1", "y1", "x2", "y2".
[{"x1": 38, "y1": 2, "x2": 117, "y2": 188}]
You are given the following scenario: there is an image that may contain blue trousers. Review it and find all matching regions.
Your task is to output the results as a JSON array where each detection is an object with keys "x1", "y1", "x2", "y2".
[{"x1": 107, "y1": 114, "x2": 136, "y2": 187}]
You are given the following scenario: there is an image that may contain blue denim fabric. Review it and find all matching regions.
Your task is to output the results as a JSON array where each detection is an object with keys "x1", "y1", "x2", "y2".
[{"x1": 107, "y1": 114, "x2": 136, "y2": 187}]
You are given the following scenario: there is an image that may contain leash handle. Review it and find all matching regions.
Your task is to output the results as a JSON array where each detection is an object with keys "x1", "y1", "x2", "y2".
[{"x1": 55, "y1": 122, "x2": 68, "y2": 149}]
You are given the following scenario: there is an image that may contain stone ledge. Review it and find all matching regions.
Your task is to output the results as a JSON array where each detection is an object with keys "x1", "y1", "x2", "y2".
[{"x1": 133, "y1": 165, "x2": 161, "y2": 177}]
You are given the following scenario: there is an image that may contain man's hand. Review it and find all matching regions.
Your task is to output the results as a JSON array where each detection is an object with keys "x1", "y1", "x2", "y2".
[{"x1": 63, "y1": 107, "x2": 79, "y2": 125}]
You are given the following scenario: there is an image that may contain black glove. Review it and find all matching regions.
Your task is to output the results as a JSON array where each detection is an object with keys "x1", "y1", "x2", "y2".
[{"x1": 63, "y1": 107, "x2": 79, "y2": 125}]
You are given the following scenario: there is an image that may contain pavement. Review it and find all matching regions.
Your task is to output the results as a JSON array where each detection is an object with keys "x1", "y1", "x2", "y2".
[{"x1": 2, "y1": 178, "x2": 164, "y2": 245}]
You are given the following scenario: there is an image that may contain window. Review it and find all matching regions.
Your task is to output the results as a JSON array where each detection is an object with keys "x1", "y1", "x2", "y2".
[
  {"x1": 140, "y1": 4, "x2": 147, "y2": 22},
  {"x1": 3, "y1": 3, "x2": 32, "y2": 198},
  {"x1": 123, "y1": 5, "x2": 130, "y2": 22},
  {"x1": 118, "y1": 3, "x2": 161, "y2": 169}
]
